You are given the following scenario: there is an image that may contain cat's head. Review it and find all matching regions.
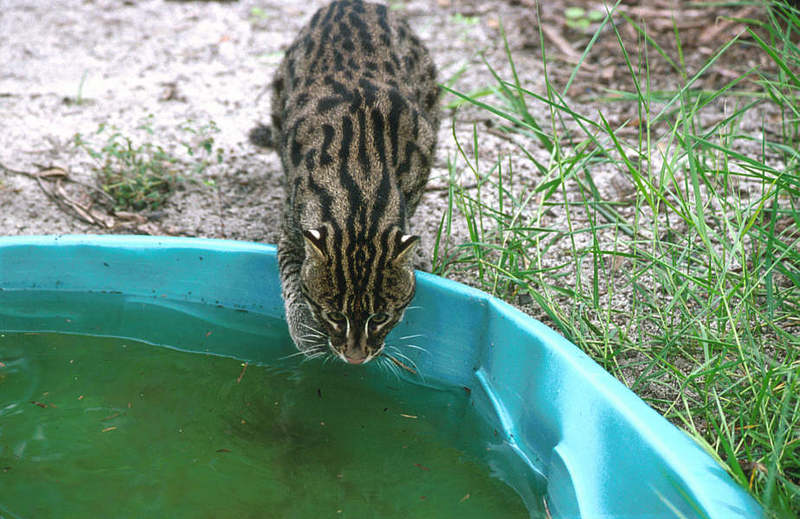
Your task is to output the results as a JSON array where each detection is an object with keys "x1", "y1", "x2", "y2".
[{"x1": 299, "y1": 224, "x2": 418, "y2": 364}]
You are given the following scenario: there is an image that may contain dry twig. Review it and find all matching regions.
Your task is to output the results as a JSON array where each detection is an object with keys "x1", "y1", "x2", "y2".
[{"x1": 386, "y1": 354, "x2": 417, "y2": 375}]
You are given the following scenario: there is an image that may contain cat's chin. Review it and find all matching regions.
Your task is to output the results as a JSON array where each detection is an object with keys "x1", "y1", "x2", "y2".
[{"x1": 330, "y1": 343, "x2": 384, "y2": 365}]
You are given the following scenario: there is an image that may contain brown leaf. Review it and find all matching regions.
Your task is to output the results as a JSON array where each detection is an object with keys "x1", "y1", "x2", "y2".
[
  {"x1": 114, "y1": 211, "x2": 148, "y2": 224},
  {"x1": 36, "y1": 167, "x2": 69, "y2": 179}
]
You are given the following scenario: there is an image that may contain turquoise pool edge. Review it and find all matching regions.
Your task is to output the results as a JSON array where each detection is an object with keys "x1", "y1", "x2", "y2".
[{"x1": 0, "y1": 235, "x2": 763, "y2": 518}]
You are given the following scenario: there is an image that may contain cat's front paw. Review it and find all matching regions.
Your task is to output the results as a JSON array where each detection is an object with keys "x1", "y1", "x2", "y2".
[{"x1": 286, "y1": 302, "x2": 328, "y2": 357}]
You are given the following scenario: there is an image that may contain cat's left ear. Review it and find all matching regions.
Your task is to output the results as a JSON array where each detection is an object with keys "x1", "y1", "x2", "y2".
[
  {"x1": 393, "y1": 234, "x2": 419, "y2": 265},
  {"x1": 303, "y1": 227, "x2": 327, "y2": 260}
]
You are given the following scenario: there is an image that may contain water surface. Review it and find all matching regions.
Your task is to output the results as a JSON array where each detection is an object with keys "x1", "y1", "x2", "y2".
[{"x1": 0, "y1": 330, "x2": 532, "y2": 518}]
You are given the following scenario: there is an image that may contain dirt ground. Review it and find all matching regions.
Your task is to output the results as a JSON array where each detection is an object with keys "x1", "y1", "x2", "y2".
[{"x1": 0, "y1": 1, "x2": 786, "y2": 373}]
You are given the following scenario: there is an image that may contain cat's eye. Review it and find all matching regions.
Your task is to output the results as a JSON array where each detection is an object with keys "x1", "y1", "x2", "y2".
[
  {"x1": 370, "y1": 313, "x2": 390, "y2": 325},
  {"x1": 326, "y1": 311, "x2": 347, "y2": 324}
]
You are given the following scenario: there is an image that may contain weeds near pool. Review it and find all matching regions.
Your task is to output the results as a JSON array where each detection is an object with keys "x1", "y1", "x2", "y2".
[
  {"x1": 563, "y1": 6, "x2": 604, "y2": 31},
  {"x1": 438, "y1": 2, "x2": 799, "y2": 516},
  {"x1": 73, "y1": 117, "x2": 223, "y2": 211}
]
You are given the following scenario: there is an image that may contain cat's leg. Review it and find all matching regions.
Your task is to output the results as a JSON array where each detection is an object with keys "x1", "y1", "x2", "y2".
[{"x1": 277, "y1": 233, "x2": 327, "y2": 356}]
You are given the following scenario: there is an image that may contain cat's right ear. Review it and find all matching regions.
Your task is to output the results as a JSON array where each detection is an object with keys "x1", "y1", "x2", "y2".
[
  {"x1": 303, "y1": 228, "x2": 327, "y2": 260},
  {"x1": 392, "y1": 234, "x2": 419, "y2": 265}
]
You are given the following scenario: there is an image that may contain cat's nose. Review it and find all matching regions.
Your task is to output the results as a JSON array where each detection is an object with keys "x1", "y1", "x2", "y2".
[
  {"x1": 343, "y1": 345, "x2": 368, "y2": 364},
  {"x1": 345, "y1": 327, "x2": 369, "y2": 364}
]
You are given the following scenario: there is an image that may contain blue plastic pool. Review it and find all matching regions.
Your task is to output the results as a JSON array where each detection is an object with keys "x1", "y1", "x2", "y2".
[{"x1": 0, "y1": 235, "x2": 763, "y2": 518}]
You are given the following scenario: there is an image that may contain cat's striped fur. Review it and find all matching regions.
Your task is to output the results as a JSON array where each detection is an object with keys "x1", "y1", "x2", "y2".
[{"x1": 258, "y1": 0, "x2": 439, "y2": 364}]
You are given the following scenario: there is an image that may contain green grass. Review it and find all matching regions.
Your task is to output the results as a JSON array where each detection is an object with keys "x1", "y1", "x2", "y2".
[
  {"x1": 73, "y1": 117, "x2": 223, "y2": 211},
  {"x1": 435, "y1": 2, "x2": 799, "y2": 516}
]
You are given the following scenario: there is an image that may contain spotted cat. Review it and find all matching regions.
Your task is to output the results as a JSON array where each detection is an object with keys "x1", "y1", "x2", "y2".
[{"x1": 252, "y1": 0, "x2": 439, "y2": 364}]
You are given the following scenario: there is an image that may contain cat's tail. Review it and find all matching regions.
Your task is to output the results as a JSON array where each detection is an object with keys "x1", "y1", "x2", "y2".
[{"x1": 248, "y1": 123, "x2": 275, "y2": 148}]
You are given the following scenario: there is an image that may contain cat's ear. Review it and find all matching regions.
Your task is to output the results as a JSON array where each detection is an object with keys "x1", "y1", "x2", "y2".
[
  {"x1": 393, "y1": 234, "x2": 419, "y2": 265},
  {"x1": 303, "y1": 228, "x2": 327, "y2": 260}
]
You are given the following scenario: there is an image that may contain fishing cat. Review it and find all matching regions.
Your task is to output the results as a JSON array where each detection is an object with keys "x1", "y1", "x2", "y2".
[{"x1": 251, "y1": 0, "x2": 439, "y2": 364}]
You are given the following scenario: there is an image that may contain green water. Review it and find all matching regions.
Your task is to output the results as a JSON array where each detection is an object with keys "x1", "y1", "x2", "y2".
[{"x1": 0, "y1": 331, "x2": 531, "y2": 518}]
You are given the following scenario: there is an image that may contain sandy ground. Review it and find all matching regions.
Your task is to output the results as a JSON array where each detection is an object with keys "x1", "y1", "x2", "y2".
[
  {"x1": 0, "y1": 0, "x2": 544, "y2": 241},
  {"x1": 0, "y1": 0, "x2": 564, "y2": 298},
  {"x1": 0, "y1": 0, "x2": 789, "y2": 402}
]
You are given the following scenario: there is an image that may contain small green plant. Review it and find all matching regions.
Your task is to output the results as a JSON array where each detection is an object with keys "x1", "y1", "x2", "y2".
[
  {"x1": 74, "y1": 125, "x2": 177, "y2": 211},
  {"x1": 564, "y1": 6, "x2": 604, "y2": 31},
  {"x1": 179, "y1": 119, "x2": 224, "y2": 176},
  {"x1": 250, "y1": 6, "x2": 268, "y2": 20},
  {"x1": 450, "y1": 13, "x2": 480, "y2": 26},
  {"x1": 450, "y1": 12, "x2": 481, "y2": 41},
  {"x1": 74, "y1": 118, "x2": 223, "y2": 211}
]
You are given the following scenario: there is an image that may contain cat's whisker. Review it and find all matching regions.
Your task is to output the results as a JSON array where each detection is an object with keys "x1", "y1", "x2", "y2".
[
  {"x1": 278, "y1": 349, "x2": 314, "y2": 361},
  {"x1": 280, "y1": 344, "x2": 328, "y2": 362},
  {"x1": 405, "y1": 306, "x2": 423, "y2": 311},
  {"x1": 385, "y1": 345, "x2": 411, "y2": 360},
  {"x1": 376, "y1": 356, "x2": 388, "y2": 376},
  {"x1": 402, "y1": 343, "x2": 429, "y2": 354},
  {"x1": 388, "y1": 359, "x2": 403, "y2": 381},
  {"x1": 382, "y1": 351, "x2": 418, "y2": 376},
  {"x1": 299, "y1": 330, "x2": 324, "y2": 339},
  {"x1": 395, "y1": 334, "x2": 424, "y2": 341},
  {"x1": 299, "y1": 321, "x2": 325, "y2": 336},
  {"x1": 302, "y1": 350, "x2": 328, "y2": 364},
  {"x1": 384, "y1": 342, "x2": 428, "y2": 357},
  {"x1": 294, "y1": 344, "x2": 325, "y2": 357},
  {"x1": 297, "y1": 335, "x2": 322, "y2": 344},
  {"x1": 388, "y1": 349, "x2": 419, "y2": 372},
  {"x1": 388, "y1": 345, "x2": 427, "y2": 382},
  {"x1": 380, "y1": 356, "x2": 402, "y2": 381}
]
